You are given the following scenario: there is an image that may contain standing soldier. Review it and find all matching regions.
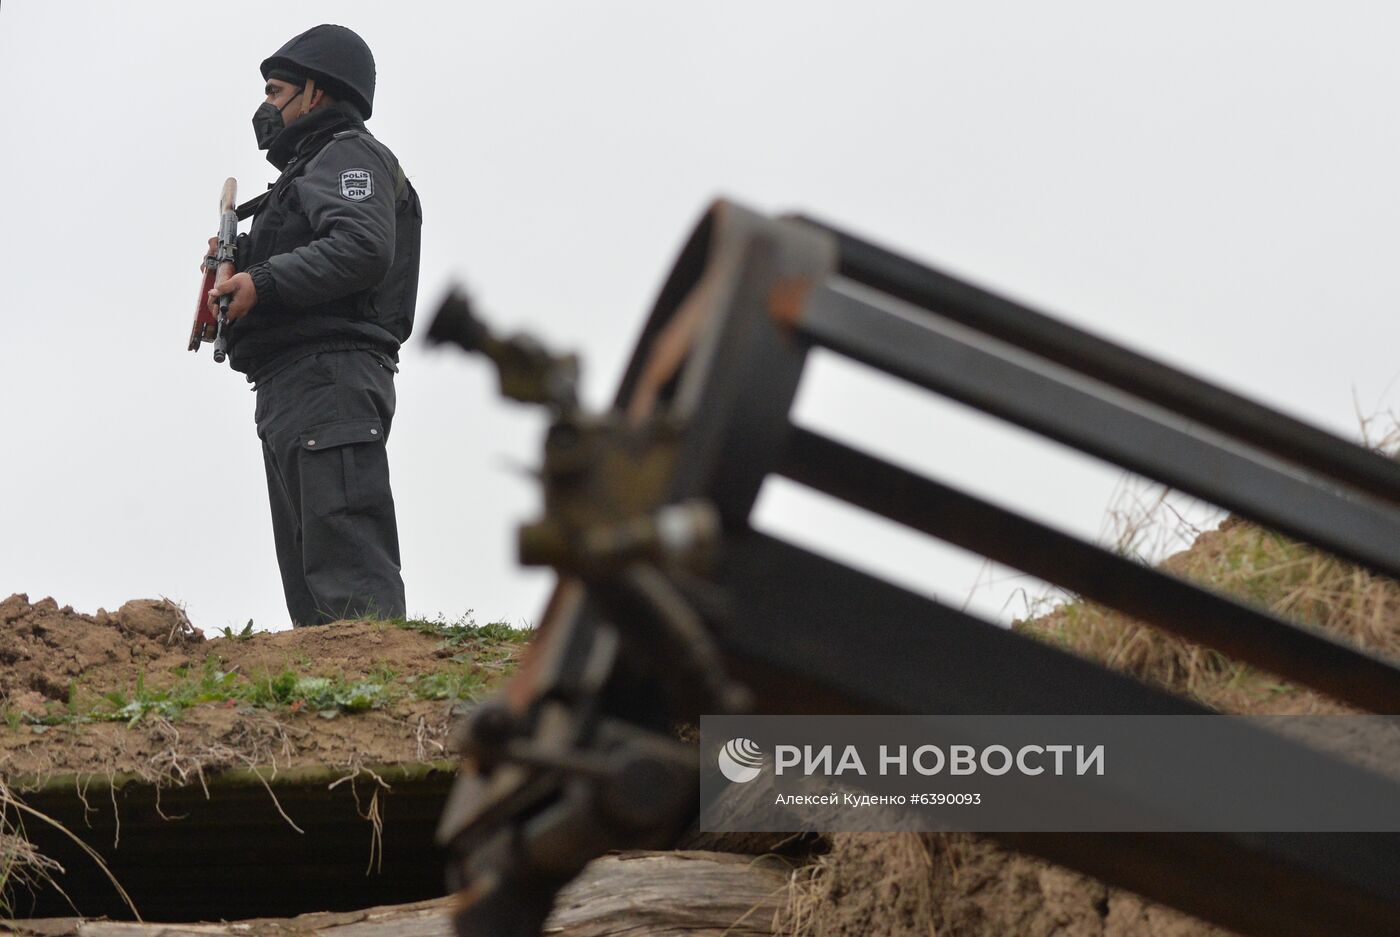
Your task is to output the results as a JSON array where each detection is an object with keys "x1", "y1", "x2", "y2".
[{"x1": 209, "y1": 24, "x2": 421, "y2": 627}]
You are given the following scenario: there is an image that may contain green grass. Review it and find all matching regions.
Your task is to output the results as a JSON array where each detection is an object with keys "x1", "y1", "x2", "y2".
[
  {"x1": 217, "y1": 619, "x2": 258, "y2": 640},
  {"x1": 411, "y1": 665, "x2": 490, "y2": 702},
  {"x1": 390, "y1": 611, "x2": 534, "y2": 647},
  {"x1": 19, "y1": 664, "x2": 470, "y2": 728},
  {"x1": 1, "y1": 612, "x2": 530, "y2": 731}
]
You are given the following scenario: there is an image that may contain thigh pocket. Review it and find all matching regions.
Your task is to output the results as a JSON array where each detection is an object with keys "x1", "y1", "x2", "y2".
[{"x1": 298, "y1": 418, "x2": 389, "y2": 517}]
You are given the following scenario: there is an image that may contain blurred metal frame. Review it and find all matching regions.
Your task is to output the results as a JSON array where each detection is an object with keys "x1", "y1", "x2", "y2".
[{"x1": 434, "y1": 200, "x2": 1400, "y2": 937}]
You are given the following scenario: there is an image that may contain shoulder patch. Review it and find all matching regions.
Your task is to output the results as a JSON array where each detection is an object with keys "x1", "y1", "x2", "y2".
[{"x1": 339, "y1": 168, "x2": 373, "y2": 201}]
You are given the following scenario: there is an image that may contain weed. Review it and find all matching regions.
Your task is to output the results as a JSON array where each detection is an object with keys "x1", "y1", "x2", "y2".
[
  {"x1": 368, "y1": 663, "x2": 400, "y2": 684},
  {"x1": 218, "y1": 620, "x2": 257, "y2": 641},
  {"x1": 412, "y1": 665, "x2": 488, "y2": 702},
  {"x1": 280, "y1": 674, "x2": 392, "y2": 713}
]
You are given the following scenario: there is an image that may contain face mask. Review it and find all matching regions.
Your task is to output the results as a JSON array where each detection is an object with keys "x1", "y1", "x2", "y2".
[{"x1": 251, "y1": 86, "x2": 305, "y2": 151}]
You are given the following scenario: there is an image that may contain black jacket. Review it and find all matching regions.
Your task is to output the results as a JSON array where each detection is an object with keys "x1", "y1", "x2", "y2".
[{"x1": 226, "y1": 103, "x2": 422, "y2": 380}]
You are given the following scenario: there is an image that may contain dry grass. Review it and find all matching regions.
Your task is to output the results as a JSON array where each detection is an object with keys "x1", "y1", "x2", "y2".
[
  {"x1": 1, "y1": 779, "x2": 140, "y2": 921},
  {"x1": 1016, "y1": 481, "x2": 1400, "y2": 713},
  {"x1": 1, "y1": 827, "x2": 65, "y2": 918},
  {"x1": 778, "y1": 833, "x2": 938, "y2": 937}
]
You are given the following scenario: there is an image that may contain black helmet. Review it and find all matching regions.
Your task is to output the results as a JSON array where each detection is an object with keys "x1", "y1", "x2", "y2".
[{"x1": 261, "y1": 24, "x2": 376, "y2": 119}]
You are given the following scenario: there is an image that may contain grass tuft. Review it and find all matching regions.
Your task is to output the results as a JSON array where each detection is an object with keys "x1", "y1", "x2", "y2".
[{"x1": 390, "y1": 611, "x2": 534, "y2": 647}]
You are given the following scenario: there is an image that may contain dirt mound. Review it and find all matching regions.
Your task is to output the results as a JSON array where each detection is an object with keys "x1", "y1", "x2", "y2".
[
  {"x1": 0, "y1": 595, "x2": 201, "y2": 713},
  {"x1": 0, "y1": 593, "x2": 525, "y2": 784}
]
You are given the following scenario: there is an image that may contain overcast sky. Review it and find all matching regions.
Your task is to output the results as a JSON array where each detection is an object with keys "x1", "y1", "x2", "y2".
[{"x1": 3, "y1": 2, "x2": 1399, "y2": 633}]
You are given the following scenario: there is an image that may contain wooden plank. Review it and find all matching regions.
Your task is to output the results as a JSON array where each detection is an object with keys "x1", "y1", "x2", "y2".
[{"x1": 3, "y1": 851, "x2": 788, "y2": 937}]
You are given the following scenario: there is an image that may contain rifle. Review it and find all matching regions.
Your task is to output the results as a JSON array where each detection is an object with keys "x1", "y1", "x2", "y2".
[{"x1": 188, "y1": 177, "x2": 239, "y2": 362}]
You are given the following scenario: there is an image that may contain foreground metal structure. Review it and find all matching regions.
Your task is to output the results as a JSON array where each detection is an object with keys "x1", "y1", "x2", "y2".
[{"x1": 430, "y1": 201, "x2": 1400, "y2": 937}]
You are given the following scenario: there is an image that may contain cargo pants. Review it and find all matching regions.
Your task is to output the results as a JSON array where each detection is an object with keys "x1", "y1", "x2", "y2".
[{"x1": 253, "y1": 349, "x2": 406, "y2": 626}]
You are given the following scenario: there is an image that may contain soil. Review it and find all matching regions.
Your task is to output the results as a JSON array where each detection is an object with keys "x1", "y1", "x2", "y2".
[{"x1": 0, "y1": 593, "x2": 514, "y2": 784}]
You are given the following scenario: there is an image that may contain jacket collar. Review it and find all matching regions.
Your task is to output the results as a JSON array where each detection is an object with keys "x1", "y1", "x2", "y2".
[{"x1": 266, "y1": 102, "x2": 367, "y2": 172}]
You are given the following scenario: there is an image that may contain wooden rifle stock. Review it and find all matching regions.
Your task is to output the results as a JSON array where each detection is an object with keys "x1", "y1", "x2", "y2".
[{"x1": 188, "y1": 177, "x2": 239, "y2": 361}]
